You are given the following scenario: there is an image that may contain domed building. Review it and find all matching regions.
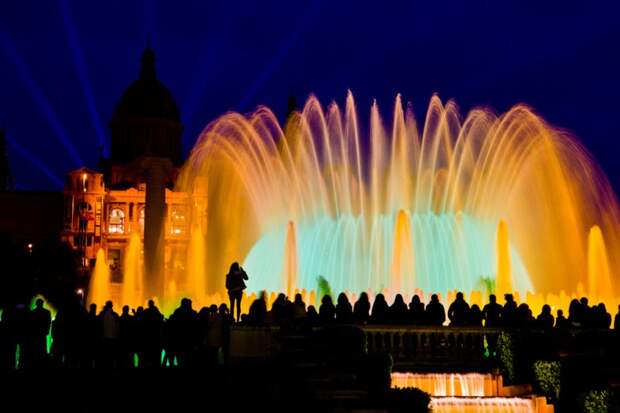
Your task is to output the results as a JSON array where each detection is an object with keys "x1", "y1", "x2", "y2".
[
  {"x1": 109, "y1": 47, "x2": 182, "y2": 173},
  {"x1": 105, "y1": 46, "x2": 183, "y2": 187},
  {"x1": 61, "y1": 47, "x2": 191, "y2": 297}
]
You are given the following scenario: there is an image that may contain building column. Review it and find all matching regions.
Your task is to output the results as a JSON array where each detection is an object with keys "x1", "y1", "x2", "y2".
[{"x1": 141, "y1": 157, "x2": 172, "y2": 300}]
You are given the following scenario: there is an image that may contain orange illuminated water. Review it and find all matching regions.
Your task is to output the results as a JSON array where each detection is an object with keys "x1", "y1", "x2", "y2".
[
  {"x1": 392, "y1": 373, "x2": 554, "y2": 413},
  {"x1": 88, "y1": 248, "x2": 110, "y2": 307},
  {"x1": 431, "y1": 397, "x2": 537, "y2": 413},
  {"x1": 392, "y1": 372, "x2": 497, "y2": 396},
  {"x1": 90, "y1": 92, "x2": 620, "y2": 313}
]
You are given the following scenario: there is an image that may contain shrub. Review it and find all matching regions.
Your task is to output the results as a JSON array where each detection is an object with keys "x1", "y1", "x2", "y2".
[
  {"x1": 579, "y1": 389, "x2": 611, "y2": 413},
  {"x1": 533, "y1": 360, "x2": 560, "y2": 401},
  {"x1": 387, "y1": 387, "x2": 431, "y2": 413},
  {"x1": 497, "y1": 331, "x2": 515, "y2": 383}
]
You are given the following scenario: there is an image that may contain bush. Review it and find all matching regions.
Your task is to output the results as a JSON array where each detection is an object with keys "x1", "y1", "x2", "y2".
[
  {"x1": 387, "y1": 387, "x2": 431, "y2": 413},
  {"x1": 497, "y1": 331, "x2": 515, "y2": 383},
  {"x1": 579, "y1": 389, "x2": 612, "y2": 413},
  {"x1": 533, "y1": 360, "x2": 561, "y2": 401}
]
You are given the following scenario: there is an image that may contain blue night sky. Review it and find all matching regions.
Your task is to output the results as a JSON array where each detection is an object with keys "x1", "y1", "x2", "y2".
[{"x1": 1, "y1": 0, "x2": 619, "y2": 191}]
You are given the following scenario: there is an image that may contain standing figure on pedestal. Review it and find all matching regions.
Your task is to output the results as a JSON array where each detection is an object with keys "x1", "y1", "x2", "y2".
[{"x1": 226, "y1": 262, "x2": 248, "y2": 323}]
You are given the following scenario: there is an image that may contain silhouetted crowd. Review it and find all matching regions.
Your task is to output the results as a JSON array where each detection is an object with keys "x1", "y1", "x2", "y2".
[
  {"x1": 243, "y1": 291, "x2": 619, "y2": 331},
  {"x1": 1, "y1": 291, "x2": 619, "y2": 370}
]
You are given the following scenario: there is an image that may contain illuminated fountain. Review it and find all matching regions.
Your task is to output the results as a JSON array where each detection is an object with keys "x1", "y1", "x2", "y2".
[
  {"x1": 121, "y1": 232, "x2": 144, "y2": 309},
  {"x1": 430, "y1": 397, "x2": 543, "y2": 413},
  {"x1": 392, "y1": 372, "x2": 497, "y2": 396},
  {"x1": 89, "y1": 248, "x2": 110, "y2": 307},
  {"x1": 392, "y1": 372, "x2": 553, "y2": 413},
  {"x1": 173, "y1": 92, "x2": 620, "y2": 305},
  {"x1": 90, "y1": 92, "x2": 620, "y2": 311}
]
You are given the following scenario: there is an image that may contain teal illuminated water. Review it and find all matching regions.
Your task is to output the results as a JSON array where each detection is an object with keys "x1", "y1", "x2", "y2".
[{"x1": 244, "y1": 211, "x2": 531, "y2": 295}]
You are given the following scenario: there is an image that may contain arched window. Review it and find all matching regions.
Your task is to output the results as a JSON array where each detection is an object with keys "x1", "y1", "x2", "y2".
[
  {"x1": 138, "y1": 207, "x2": 145, "y2": 234},
  {"x1": 108, "y1": 208, "x2": 125, "y2": 234}
]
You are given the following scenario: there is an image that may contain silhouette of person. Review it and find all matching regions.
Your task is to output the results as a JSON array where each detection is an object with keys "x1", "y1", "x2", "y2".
[
  {"x1": 516, "y1": 303, "x2": 535, "y2": 329},
  {"x1": 595, "y1": 303, "x2": 611, "y2": 329},
  {"x1": 225, "y1": 262, "x2": 248, "y2": 323},
  {"x1": 86, "y1": 303, "x2": 99, "y2": 368},
  {"x1": 292, "y1": 293, "x2": 307, "y2": 322},
  {"x1": 614, "y1": 305, "x2": 620, "y2": 331},
  {"x1": 319, "y1": 295, "x2": 336, "y2": 323},
  {"x1": 204, "y1": 305, "x2": 223, "y2": 365},
  {"x1": 335, "y1": 293, "x2": 353, "y2": 323},
  {"x1": 118, "y1": 305, "x2": 134, "y2": 368},
  {"x1": 469, "y1": 304, "x2": 483, "y2": 326},
  {"x1": 218, "y1": 304, "x2": 232, "y2": 362},
  {"x1": 423, "y1": 294, "x2": 445, "y2": 358},
  {"x1": 170, "y1": 298, "x2": 198, "y2": 367},
  {"x1": 501, "y1": 294, "x2": 517, "y2": 327},
  {"x1": 482, "y1": 295, "x2": 502, "y2": 357},
  {"x1": 408, "y1": 295, "x2": 425, "y2": 325},
  {"x1": 306, "y1": 305, "x2": 319, "y2": 326},
  {"x1": 99, "y1": 301, "x2": 120, "y2": 368},
  {"x1": 448, "y1": 292, "x2": 470, "y2": 326},
  {"x1": 353, "y1": 292, "x2": 370, "y2": 324},
  {"x1": 390, "y1": 294, "x2": 408, "y2": 324},
  {"x1": 0, "y1": 304, "x2": 21, "y2": 370},
  {"x1": 370, "y1": 294, "x2": 389, "y2": 324},
  {"x1": 57, "y1": 299, "x2": 89, "y2": 369},
  {"x1": 555, "y1": 309, "x2": 569, "y2": 330},
  {"x1": 29, "y1": 298, "x2": 51, "y2": 368},
  {"x1": 142, "y1": 299, "x2": 163, "y2": 368},
  {"x1": 568, "y1": 299, "x2": 582, "y2": 328},
  {"x1": 536, "y1": 304, "x2": 554, "y2": 330},
  {"x1": 196, "y1": 306, "x2": 210, "y2": 366},
  {"x1": 248, "y1": 291, "x2": 268, "y2": 325},
  {"x1": 482, "y1": 294, "x2": 502, "y2": 327},
  {"x1": 579, "y1": 297, "x2": 592, "y2": 328},
  {"x1": 13, "y1": 303, "x2": 29, "y2": 369},
  {"x1": 425, "y1": 294, "x2": 445, "y2": 326},
  {"x1": 272, "y1": 293, "x2": 290, "y2": 325}
]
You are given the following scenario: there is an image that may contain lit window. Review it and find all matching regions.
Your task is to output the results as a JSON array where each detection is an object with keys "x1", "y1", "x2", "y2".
[
  {"x1": 78, "y1": 202, "x2": 93, "y2": 232},
  {"x1": 170, "y1": 205, "x2": 186, "y2": 235},
  {"x1": 139, "y1": 207, "x2": 145, "y2": 234},
  {"x1": 108, "y1": 208, "x2": 125, "y2": 234},
  {"x1": 81, "y1": 173, "x2": 88, "y2": 192}
]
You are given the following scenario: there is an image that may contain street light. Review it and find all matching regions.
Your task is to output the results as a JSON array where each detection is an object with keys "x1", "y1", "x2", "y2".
[{"x1": 76, "y1": 288, "x2": 84, "y2": 305}]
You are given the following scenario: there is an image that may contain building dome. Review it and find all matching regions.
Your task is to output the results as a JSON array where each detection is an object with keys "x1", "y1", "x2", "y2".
[
  {"x1": 109, "y1": 47, "x2": 183, "y2": 167},
  {"x1": 112, "y1": 48, "x2": 180, "y2": 122}
]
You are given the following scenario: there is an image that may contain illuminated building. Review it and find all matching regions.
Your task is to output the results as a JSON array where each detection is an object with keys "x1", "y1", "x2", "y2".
[{"x1": 61, "y1": 47, "x2": 189, "y2": 292}]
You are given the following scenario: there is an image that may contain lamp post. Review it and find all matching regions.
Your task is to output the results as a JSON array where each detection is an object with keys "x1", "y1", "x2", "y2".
[{"x1": 76, "y1": 288, "x2": 84, "y2": 306}]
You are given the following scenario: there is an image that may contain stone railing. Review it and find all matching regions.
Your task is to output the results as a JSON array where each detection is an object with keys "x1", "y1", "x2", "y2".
[
  {"x1": 362, "y1": 326, "x2": 500, "y2": 368},
  {"x1": 229, "y1": 325, "x2": 500, "y2": 364},
  {"x1": 229, "y1": 324, "x2": 619, "y2": 367}
]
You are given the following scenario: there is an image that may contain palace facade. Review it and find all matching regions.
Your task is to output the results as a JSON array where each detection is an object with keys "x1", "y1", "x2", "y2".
[{"x1": 60, "y1": 47, "x2": 190, "y2": 285}]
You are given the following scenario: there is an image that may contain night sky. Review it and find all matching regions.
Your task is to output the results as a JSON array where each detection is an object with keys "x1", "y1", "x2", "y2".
[{"x1": 1, "y1": 0, "x2": 619, "y2": 192}]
